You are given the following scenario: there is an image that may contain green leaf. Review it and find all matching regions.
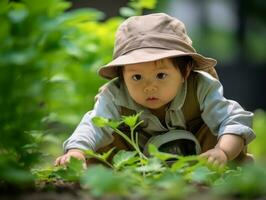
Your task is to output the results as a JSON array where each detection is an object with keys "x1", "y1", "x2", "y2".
[
  {"x1": 170, "y1": 159, "x2": 189, "y2": 172},
  {"x1": 136, "y1": 157, "x2": 164, "y2": 173},
  {"x1": 151, "y1": 171, "x2": 188, "y2": 200},
  {"x1": 67, "y1": 157, "x2": 85, "y2": 172},
  {"x1": 213, "y1": 164, "x2": 266, "y2": 198},
  {"x1": 101, "y1": 147, "x2": 116, "y2": 161},
  {"x1": 23, "y1": 0, "x2": 70, "y2": 16},
  {"x1": 8, "y1": 5, "x2": 29, "y2": 23},
  {"x1": 84, "y1": 148, "x2": 115, "y2": 167},
  {"x1": 148, "y1": 144, "x2": 179, "y2": 161},
  {"x1": 63, "y1": 8, "x2": 104, "y2": 24},
  {"x1": 128, "y1": 0, "x2": 157, "y2": 13},
  {"x1": 122, "y1": 112, "x2": 142, "y2": 128},
  {"x1": 119, "y1": 7, "x2": 137, "y2": 17},
  {"x1": 0, "y1": 167, "x2": 35, "y2": 185},
  {"x1": 81, "y1": 165, "x2": 127, "y2": 197},
  {"x1": 0, "y1": 0, "x2": 9, "y2": 14},
  {"x1": 170, "y1": 155, "x2": 201, "y2": 172},
  {"x1": 139, "y1": 0, "x2": 157, "y2": 9},
  {"x1": 113, "y1": 150, "x2": 138, "y2": 170},
  {"x1": 53, "y1": 157, "x2": 84, "y2": 181},
  {"x1": 92, "y1": 116, "x2": 109, "y2": 127},
  {"x1": 32, "y1": 167, "x2": 55, "y2": 181},
  {"x1": 92, "y1": 116, "x2": 121, "y2": 129},
  {"x1": 47, "y1": 0, "x2": 72, "y2": 17},
  {"x1": 189, "y1": 166, "x2": 214, "y2": 183},
  {"x1": 249, "y1": 110, "x2": 266, "y2": 158},
  {"x1": 84, "y1": 149, "x2": 101, "y2": 159},
  {"x1": 107, "y1": 120, "x2": 121, "y2": 129}
]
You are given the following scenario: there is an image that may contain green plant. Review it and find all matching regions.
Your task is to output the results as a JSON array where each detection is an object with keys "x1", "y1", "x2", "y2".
[
  {"x1": 0, "y1": 0, "x2": 113, "y2": 185},
  {"x1": 2, "y1": 0, "x2": 265, "y2": 199},
  {"x1": 120, "y1": 0, "x2": 157, "y2": 17},
  {"x1": 0, "y1": 0, "x2": 76, "y2": 185},
  {"x1": 0, "y1": 0, "x2": 158, "y2": 187},
  {"x1": 78, "y1": 114, "x2": 226, "y2": 199},
  {"x1": 34, "y1": 112, "x2": 266, "y2": 199},
  {"x1": 249, "y1": 109, "x2": 266, "y2": 159},
  {"x1": 92, "y1": 112, "x2": 146, "y2": 160},
  {"x1": 212, "y1": 164, "x2": 266, "y2": 199}
]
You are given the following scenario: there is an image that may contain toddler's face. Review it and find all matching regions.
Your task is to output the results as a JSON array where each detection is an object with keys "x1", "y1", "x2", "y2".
[{"x1": 123, "y1": 58, "x2": 183, "y2": 112}]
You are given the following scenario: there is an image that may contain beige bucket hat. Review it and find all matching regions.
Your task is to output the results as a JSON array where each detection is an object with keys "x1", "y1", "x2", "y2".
[{"x1": 98, "y1": 13, "x2": 217, "y2": 79}]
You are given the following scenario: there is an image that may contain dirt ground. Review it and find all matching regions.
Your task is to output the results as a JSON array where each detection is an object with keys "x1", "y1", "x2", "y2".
[
  {"x1": 1, "y1": 181, "x2": 266, "y2": 200},
  {"x1": 0, "y1": 181, "x2": 117, "y2": 200}
]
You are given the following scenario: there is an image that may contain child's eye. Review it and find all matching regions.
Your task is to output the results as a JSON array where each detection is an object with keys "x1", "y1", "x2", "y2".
[
  {"x1": 132, "y1": 74, "x2": 142, "y2": 81},
  {"x1": 156, "y1": 73, "x2": 167, "y2": 80}
]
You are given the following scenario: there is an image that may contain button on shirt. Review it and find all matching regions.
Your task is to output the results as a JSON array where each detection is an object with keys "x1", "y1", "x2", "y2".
[{"x1": 63, "y1": 71, "x2": 256, "y2": 153}]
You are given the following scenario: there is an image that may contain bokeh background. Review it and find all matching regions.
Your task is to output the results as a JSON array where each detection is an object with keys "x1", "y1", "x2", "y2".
[
  {"x1": 0, "y1": 0, "x2": 265, "y2": 185},
  {"x1": 70, "y1": 0, "x2": 266, "y2": 111}
]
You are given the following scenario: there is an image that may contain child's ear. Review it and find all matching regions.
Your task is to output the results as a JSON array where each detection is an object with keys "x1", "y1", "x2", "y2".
[{"x1": 184, "y1": 61, "x2": 194, "y2": 80}]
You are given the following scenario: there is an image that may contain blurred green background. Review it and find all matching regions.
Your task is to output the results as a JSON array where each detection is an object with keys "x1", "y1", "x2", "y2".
[{"x1": 0, "y1": 0, "x2": 265, "y2": 185}]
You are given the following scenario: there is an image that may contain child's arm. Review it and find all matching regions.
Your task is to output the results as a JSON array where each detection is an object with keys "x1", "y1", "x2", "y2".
[
  {"x1": 197, "y1": 71, "x2": 255, "y2": 144},
  {"x1": 200, "y1": 134, "x2": 244, "y2": 166},
  {"x1": 56, "y1": 80, "x2": 121, "y2": 166},
  {"x1": 216, "y1": 134, "x2": 244, "y2": 161},
  {"x1": 195, "y1": 71, "x2": 255, "y2": 166}
]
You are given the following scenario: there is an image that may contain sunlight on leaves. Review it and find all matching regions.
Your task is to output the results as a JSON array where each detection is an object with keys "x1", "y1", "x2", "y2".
[
  {"x1": 92, "y1": 116, "x2": 109, "y2": 127},
  {"x1": 92, "y1": 116, "x2": 121, "y2": 129},
  {"x1": 122, "y1": 112, "x2": 142, "y2": 128},
  {"x1": 136, "y1": 157, "x2": 164, "y2": 173},
  {"x1": 113, "y1": 150, "x2": 138, "y2": 170}
]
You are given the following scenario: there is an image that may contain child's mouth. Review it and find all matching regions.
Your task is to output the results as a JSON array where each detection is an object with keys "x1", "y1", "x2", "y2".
[{"x1": 146, "y1": 97, "x2": 159, "y2": 101}]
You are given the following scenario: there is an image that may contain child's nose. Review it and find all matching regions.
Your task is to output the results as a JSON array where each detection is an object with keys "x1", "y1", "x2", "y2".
[{"x1": 144, "y1": 82, "x2": 157, "y2": 93}]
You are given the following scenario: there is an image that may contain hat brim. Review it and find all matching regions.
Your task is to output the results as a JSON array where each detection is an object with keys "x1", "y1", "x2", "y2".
[{"x1": 98, "y1": 48, "x2": 217, "y2": 79}]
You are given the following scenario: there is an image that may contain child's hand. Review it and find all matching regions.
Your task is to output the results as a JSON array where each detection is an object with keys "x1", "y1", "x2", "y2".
[
  {"x1": 54, "y1": 149, "x2": 86, "y2": 167},
  {"x1": 199, "y1": 147, "x2": 228, "y2": 167}
]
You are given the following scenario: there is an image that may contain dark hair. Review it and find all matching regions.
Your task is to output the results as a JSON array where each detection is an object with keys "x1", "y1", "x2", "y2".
[
  {"x1": 171, "y1": 56, "x2": 194, "y2": 78},
  {"x1": 117, "y1": 66, "x2": 124, "y2": 81},
  {"x1": 117, "y1": 56, "x2": 194, "y2": 81}
]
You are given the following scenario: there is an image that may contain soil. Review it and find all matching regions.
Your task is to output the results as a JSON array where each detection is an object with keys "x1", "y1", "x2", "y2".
[
  {"x1": 0, "y1": 180, "x2": 120, "y2": 200},
  {"x1": 1, "y1": 181, "x2": 266, "y2": 200}
]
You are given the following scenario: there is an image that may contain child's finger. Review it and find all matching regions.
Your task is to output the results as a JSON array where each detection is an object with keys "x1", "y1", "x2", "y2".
[
  {"x1": 212, "y1": 159, "x2": 220, "y2": 167},
  {"x1": 207, "y1": 156, "x2": 215, "y2": 164},
  {"x1": 199, "y1": 151, "x2": 210, "y2": 158},
  {"x1": 82, "y1": 162, "x2": 87, "y2": 170},
  {"x1": 54, "y1": 158, "x2": 59, "y2": 166},
  {"x1": 54, "y1": 156, "x2": 62, "y2": 166},
  {"x1": 218, "y1": 162, "x2": 225, "y2": 169},
  {"x1": 59, "y1": 155, "x2": 69, "y2": 166}
]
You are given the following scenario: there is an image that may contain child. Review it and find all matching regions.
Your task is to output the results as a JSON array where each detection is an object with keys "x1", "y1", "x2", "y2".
[{"x1": 55, "y1": 13, "x2": 255, "y2": 167}]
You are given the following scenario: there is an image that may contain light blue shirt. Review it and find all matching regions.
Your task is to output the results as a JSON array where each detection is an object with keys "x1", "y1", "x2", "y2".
[{"x1": 63, "y1": 71, "x2": 255, "y2": 152}]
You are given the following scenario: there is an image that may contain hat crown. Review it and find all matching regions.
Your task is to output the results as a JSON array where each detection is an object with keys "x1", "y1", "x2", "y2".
[
  {"x1": 97, "y1": 13, "x2": 217, "y2": 80},
  {"x1": 114, "y1": 13, "x2": 193, "y2": 58}
]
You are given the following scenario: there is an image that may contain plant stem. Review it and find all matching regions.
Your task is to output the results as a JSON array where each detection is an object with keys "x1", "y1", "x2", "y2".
[
  {"x1": 133, "y1": 120, "x2": 144, "y2": 155},
  {"x1": 130, "y1": 126, "x2": 135, "y2": 145},
  {"x1": 113, "y1": 128, "x2": 147, "y2": 160},
  {"x1": 100, "y1": 159, "x2": 114, "y2": 169}
]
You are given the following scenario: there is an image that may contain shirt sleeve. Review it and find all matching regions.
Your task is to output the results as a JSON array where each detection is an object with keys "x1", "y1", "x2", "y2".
[
  {"x1": 196, "y1": 71, "x2": 256, "y2": 145},
  {"x1": 63, "y1": 87, "x2": 121, "y2": 153}
]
